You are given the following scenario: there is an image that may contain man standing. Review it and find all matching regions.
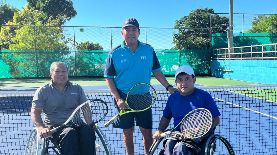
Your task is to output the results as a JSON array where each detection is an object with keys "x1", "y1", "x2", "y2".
[{"x1": 104, "y1": 18, "x2": 175, "y2": 155}]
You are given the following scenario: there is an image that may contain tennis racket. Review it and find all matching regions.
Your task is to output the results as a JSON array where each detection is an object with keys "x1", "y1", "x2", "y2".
[
  {"x1": 160, "y1": 108, "x2": 213, "y2": 140},
  {"x1": 47, "y1": 99, "x2": 108, "y2": 137},
  {"x1": 149, "y1": 108, "x2": 213, "y2": 155},
  {"x1": 104, "y1": 83, "x2": 157, "y2": 127},
  {"x1": 204, "y1": 134, "x2": 235, "y2": 155}
]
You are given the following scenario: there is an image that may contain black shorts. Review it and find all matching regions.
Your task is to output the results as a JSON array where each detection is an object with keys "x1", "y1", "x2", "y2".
[{"x1": 113, "y1": 89, "x2": 153, "y2": 129}]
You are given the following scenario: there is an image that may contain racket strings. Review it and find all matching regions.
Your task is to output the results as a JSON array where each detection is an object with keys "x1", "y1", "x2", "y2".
[
  {"x1": 127, "y1": 87, "x2": 156, "y2": 110},
  {"x1": 180, "y1": 109, "x2": 212, "y2": 139},
  {"x1": 90, "y1": 99, "x2": 108, "y2": 123},
  {"x1": 70, "y1": 110, "x2": 86, "y2": 127},
  {"x1": 79, "y1": 100, "x2": 108, "y2": 124}
]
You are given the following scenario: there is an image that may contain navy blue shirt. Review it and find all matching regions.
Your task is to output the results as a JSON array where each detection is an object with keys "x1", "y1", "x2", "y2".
[
  {"x1": 104, "y1": 41, "x2": 161, "y2": 93},
  {"x1": 163, "y1": 88, "x2": 221, "y2": 131}
]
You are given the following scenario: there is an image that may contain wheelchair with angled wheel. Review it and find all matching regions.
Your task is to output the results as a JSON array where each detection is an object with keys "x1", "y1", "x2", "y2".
[
  {"x1": 149, "y1": 134, "x2": 235, "y2": 155},
  {"x1": 24, "y1": 126, "x2": 111, "y2": 155}
]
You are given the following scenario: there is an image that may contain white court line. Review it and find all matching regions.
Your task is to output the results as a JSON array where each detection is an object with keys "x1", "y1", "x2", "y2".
[{"x1": 215, "y1": 97, "x2": 277, "y2": 120}]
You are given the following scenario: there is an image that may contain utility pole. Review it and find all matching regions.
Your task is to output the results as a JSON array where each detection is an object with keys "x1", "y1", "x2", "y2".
[{"x1": 228, "y1": 0, "x2": 234, "y2": 55}]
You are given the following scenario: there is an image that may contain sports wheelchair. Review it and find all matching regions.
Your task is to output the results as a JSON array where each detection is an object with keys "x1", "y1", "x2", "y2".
[
  {"x1": 24, "y1": 126, "x2": 111, "y2": 155},
  {"x1": 149, "y1": 133, "x2": 235, "y2": 155}
]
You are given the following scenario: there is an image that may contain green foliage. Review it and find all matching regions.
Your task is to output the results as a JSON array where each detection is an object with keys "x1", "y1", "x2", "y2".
[
  {"x1": 173, "y1": 8, "x2": 228, "y2": 75},
  {"x1": 27, "y1": 0, "x2": 77, "y2": 24},
  {"x1": 73, "y1": 41, "x2": 104, "y2": 76},
  {"x1": 174, "y1": 8, "x2": 229, "y2": 50},
  {"x1": 72, "y1": 50, "x2": 107, "y2": 77},
  {"x1": 181, "y1": 49, "x2": 212, "y2": 75},
  {"x1": 249, "y1": 14, "x2": 277, "y2": 33},
  {"x1": 76, "y1": 41, "x2": 103, "y2": 50},
  {"x1": 0, "y1": 7, "x2": 70, "y2": 77},
  {"x1": 0, "y1": 4, "x2": 18, "y2": 25}
]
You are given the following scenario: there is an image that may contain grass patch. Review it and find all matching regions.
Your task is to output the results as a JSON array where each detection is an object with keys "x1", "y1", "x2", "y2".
[
  {"x1": 151, "y1": 76, "x2": 256, "y2": 87},
  {"x1": 235, "y1": 88, "x2": 277, "y2": 103},
  {"x1": 0, "y1": 76, "x2": 257, "y2": 88}
]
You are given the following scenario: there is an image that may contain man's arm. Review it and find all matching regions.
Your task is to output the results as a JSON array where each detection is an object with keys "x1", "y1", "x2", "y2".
[
  {"x1": 105, "y1": 78, "x2": 125, "y2": 110},
  {"x1": 31, "y1": 107, "x2": 45, "y2": 128},
  {"x1": 153, "y1": 71, "x2": 175, "y2": 93},
  {"x1": 31, "y1": 107, "x2": 51, "y2": 138},
  {"x1": 153, "y1": 116, "x2": 171, "y2": 139},
  {"x1": 212, "y1": 116, "x2": 220, "y2": 128}
]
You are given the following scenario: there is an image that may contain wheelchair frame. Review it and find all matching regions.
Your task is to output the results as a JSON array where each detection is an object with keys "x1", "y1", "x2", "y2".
[
  {"x1": 149, "y1": 134, "x2": 234, "y2": 155},
  {"x1": 24, "y1": 126, "x2": 111, "y2": 155}
]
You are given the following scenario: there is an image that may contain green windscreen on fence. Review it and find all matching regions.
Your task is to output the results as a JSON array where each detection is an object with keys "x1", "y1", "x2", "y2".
[
  {"x1": 0, "y1": 49, "x2": 185, "y2": 78},
  {"x1": 211, "y1": 32, "x2": 277, "y2": 49},
  {"x1": 0, "y1": 58, "x2": 11, "y2": 78}
]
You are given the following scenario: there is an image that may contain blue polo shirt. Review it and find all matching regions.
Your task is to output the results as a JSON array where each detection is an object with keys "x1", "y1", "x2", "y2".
[
  {"x1": 104, "y1": 41, "x2": 161, "y2": 93},
  {"x1": 163, "y1": 88, "x2": 221, "y2": 131}
]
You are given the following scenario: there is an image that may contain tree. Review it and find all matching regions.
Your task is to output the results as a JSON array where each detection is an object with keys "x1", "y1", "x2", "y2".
[
  {"x1": 74, "y1": 41, "x2": 104, "y2": 76},
  {"x1": 248, "y1": 14, "x2": 277, "y2": 51},
  {"x1": 173, "y1": 8, "x2": 229, "y2": 75},
  {"x1": 249, "y1": 14, "x2": 277, "y2": 33},
  {"x1": 0, "y1": 7, "x2": 70, "y2": 77},
  {"x1": 174, "y1": 8, "x2": 229, "y2": 50},
  {"x1": 76, "y1": 41, "x2": 103, "y2": 50},
  {"x1": 0, "y1": 4, "x2": 18, "y2": 25},
  {"x1": 27, "y1": 0, "x2": 77, "y2": 24}
]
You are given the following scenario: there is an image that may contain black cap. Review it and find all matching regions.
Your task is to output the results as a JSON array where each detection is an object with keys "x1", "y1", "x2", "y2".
[{"x1": 122, "y1": 18, "x2": 139, "y2": 28}]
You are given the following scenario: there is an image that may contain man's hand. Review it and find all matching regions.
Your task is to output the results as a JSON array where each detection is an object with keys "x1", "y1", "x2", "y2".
[
  {"x1": 153, "y1": 130, "x2": 163, "y2": 139},
  {"x1": 168, "y1": 86, "x2": 177, "y2": 94},
  {"x1": 116, "y1": 98, "x2": 127, "y2": 110},
  {"x1": 37, "y1": 126, "x2": 52, "y2": 138}
]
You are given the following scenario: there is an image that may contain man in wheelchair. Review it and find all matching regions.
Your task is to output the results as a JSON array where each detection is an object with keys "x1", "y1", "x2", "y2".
[
  {"x1": 31, "y1": 62, "x2": 96, "y2": 155},
  {"x1": 152, "y1": 65, "x2": 221, "y2": 155}
]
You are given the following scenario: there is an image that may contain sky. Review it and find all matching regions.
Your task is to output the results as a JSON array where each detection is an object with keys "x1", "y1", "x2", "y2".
[
  {"x1": 2, "y1": 0, "x2": 277, "y2": 50},
  {"x1": 4, "y1": 0, "x2": 277, "y2": 30}
]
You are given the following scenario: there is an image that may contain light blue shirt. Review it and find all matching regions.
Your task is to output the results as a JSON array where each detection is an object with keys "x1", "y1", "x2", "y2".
[{"x1": 104, "y1": 41, "x2": 161, "y2": 93}]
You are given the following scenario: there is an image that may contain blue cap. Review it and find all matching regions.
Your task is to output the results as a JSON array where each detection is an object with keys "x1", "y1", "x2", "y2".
[{"x1": 122, "y1": 18, "x2": 139, "y2": 28}]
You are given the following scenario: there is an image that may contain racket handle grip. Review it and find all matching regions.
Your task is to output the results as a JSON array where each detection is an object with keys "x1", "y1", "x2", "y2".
[
  {"x1": 49, "y1": 125, "x2": 63, "y2": 134},
  {"x1": 160, "y1": 131, "x2": 171, "y2": 138},
  {"x1": 104, "y1": 114, "x2": 119, "y2": 127}
]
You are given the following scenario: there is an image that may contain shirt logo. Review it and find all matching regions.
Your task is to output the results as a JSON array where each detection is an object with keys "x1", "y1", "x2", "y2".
[
  {"x1": 140, "y1": 56, "x2": 147, "y2": 60},
  {"x1": 189, "y1": 102, "x2": 196, "y2": 109},
  {"x1": 121, "y1": 59, "x2": 127, "y2": 63}
]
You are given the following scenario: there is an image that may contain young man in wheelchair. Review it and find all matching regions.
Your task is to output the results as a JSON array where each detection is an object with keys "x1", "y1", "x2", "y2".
[
  {"x1": 31, "y1": 62, "x2": 96, "y2": 155},
  {"x1": 152, "y1": 65, "x2": 221, "y2": 155}
]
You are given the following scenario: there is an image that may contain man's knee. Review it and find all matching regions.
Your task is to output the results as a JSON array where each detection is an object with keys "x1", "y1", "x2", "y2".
[
  {"x1": 61, "y1": 127, "x2": 78, "y2": 141},
  {"x1": 173, "y1": 142, "x2": 192, "y2": 155},
  {"x1": 79, "y1": 125, "x2": 96, "y2": 143}
]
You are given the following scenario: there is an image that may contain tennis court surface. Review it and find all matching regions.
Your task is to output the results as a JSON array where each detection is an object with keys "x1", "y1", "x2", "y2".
[{"x1": 0, "y1": 85, "x2": 277, "y2": 154}]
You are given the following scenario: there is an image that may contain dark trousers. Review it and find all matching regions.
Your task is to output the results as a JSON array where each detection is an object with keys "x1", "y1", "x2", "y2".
[
  {"x1": 51, "y1": 125, "x2": 96, "y2": 155},
  {"x1": 163, "y1": 129, "x2": 215, "y2": 155}
]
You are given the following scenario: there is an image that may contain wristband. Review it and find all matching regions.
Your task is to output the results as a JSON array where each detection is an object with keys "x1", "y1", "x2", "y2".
[{"x1": 166, "y1": 85, "x2": 173, "y2": 91}]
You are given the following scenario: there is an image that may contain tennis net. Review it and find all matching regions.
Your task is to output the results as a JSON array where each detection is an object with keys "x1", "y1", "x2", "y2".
[{"x1": 0, "y1": 85, "x2": 276, "y2": 154}]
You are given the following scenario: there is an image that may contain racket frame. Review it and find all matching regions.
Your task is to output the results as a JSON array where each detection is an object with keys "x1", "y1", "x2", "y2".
[
  {"x1": 104, "y1": 83, "x2": 157, "y2": 127},
  {"x1": 160, "y1": 108, "x2": 213, "y2": 140},
  {"x1": 48, "y1": 99, "x2": 108, "y2": 136}
]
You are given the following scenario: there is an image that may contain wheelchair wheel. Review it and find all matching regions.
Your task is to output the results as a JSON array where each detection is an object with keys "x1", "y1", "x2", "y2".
[
  {"x1": 24, "y1": 129, "x2": 46, "y2": 155},
  {"x1": 204, "y1": 134, "x2": 235, "y2": 155},
  {"x1": 149, "y1": 137, "x2": 165, "y2": 155},
  {"x1": 95, "y1": 126, "x2": 112, "y2": 155}
]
